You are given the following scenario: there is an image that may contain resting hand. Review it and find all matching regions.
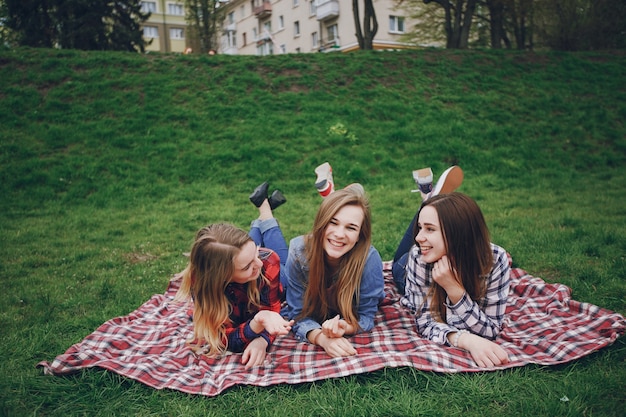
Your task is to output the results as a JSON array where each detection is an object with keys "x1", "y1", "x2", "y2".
[
  {"x1": 318, "y1": 334, "x2": 357, "y2": 358},
  {"x1": 241, "y1": 337, "x2": 268, "y2": 369},
  {"x1": 252, "y1": 311, "x2": 294, "y2": 336},
  {"x1": 458, "y1": 332, "x2": 510, "y2": 368},
  {"x1": 321, "y1": 315, "x2": 352, "y2": 338},
  {"x1": 432, "y1": 255, "x2": 465, "y2": 303}
]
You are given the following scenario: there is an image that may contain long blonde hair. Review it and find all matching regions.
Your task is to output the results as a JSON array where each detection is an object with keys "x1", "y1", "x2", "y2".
[
  {"x1": 299, "y1": 185, "x2": 372, "y2": 330},
  {"x1": 415, "y1": 193, "x2": 493, "y2": 322},
  {"x1": 174, "y1": 223, "x2": 262, "y2": 356}
]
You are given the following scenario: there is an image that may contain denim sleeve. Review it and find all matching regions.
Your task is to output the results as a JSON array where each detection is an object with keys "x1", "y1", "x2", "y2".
[
  {"x1": 355, "y1": 246, "x2": 385, "y2": 333},
  {"x1": 285, "y1": 237, "x2": 321, "y2": 342}
]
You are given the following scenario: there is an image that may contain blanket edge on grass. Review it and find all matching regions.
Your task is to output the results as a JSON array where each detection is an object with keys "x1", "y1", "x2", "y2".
[{"x1": 37, "y1": 262, "x2": 626, "y2": 397}]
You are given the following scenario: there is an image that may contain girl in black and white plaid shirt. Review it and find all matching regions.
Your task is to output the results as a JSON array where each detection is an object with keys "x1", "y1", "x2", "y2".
[{"x1": 398, "y1": 192, "x2": 511, "y2": 368}]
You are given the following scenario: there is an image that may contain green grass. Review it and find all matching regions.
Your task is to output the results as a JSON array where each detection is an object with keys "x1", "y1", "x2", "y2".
[{"x1": 1, "y1": 47, "x2": 625, "y2": 416}]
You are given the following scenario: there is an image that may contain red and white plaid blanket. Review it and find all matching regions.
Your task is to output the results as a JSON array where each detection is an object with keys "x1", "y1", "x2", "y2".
[{"x1": 38, "y1": 262, "x2": 625, "y2": 397}]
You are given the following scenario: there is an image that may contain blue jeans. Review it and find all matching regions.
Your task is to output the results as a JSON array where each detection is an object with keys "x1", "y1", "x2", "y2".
[
  {"x1": 392, "y1": 212, "x2": 418, "y2": 294},
  {"x1": 249, "y1": 218, "x2": 289, "y2": 286}
]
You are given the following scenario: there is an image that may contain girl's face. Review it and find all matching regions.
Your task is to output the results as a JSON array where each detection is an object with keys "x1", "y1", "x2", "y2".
[
  {"x1": 415, "y1": 205, "x2": 446, "y2": 264},
  {"x1": 323, "y1": 204, "x2": 364, "y2": 263},
  {"x1": 231, "y1": 241, "x2": 263, "y2": 284}
]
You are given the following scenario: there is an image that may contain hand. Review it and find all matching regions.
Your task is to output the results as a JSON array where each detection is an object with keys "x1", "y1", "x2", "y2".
[
  {"x1": 251, "y1": 311, "x2": 294, "y2": 335},
  {"x1": 317, "y1": 333, "x2": 357, "y2": 358},
  {"x1": 241, "y1": 337, "x2": 268, "y2": 369},
  {"x1": 458, "y1": 332, "x2": 510, "y2": 368},
  {"x1": 432, "y1": 255, "x2": 465, "y2": 303},
  {"x1": 321, "y1": 315, "x2": 351, "y2": 338}
]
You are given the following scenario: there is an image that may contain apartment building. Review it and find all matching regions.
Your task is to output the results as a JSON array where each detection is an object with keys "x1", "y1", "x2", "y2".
[
  {"x1": 220, "y1": 0, "x2": 414, "y2": 55},
  {"x1": 139, "y1": 0, "x2": 416, "y2": 55},
  {"x1": 141, "y1": 1, "x2": 189, "y2": 53}
]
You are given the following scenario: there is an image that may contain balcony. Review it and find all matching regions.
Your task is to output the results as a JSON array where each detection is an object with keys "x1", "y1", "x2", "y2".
[
  {"x1": 319, "y1": 37, "x2": 341, "y2": 52},
  {"x1": 256, "y1": 31, "x2": 272, "y2": 45},
  {"x1": 224, "y1": 22, "x2": 236, "y2": 32},
  {"x1": 316, "y1": 0, "x2": 339, "y2": 21},
  {"x1": 254, "y1": 1, "x2": 272, "y2": 19}
]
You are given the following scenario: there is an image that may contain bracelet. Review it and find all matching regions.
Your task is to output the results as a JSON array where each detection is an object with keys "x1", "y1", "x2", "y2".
[
  {"x1": 452, "y1": 330, "x2": 469, "y2": 348},
  {"x1": 312, "y1": 330, "x2": 323, "y2": 346}
]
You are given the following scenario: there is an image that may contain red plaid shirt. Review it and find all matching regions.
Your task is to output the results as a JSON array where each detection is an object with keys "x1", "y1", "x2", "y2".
[{"x1": 223, "y1": 248, "x2": 284, "y2": 352}]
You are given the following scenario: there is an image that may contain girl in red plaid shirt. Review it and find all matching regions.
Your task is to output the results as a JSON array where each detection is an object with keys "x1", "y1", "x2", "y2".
[{"x1": 175, "y1": 220, "x2": 293, "y2": 369}]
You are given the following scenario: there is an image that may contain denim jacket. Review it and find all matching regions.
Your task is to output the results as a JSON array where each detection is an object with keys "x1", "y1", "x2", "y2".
[{"x1": 285, "y1": 235, "x2": 385, "y2": 343}]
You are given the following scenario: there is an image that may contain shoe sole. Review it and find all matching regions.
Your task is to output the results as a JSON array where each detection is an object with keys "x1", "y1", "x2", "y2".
[{"x1": 432, "y1": 166, "x2": 463, "y2": 196}]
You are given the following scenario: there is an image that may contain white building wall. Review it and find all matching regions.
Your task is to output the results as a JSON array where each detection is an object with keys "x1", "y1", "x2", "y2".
[{"x1": 220, "y1": 0, "x2": 417, "y2": 55}]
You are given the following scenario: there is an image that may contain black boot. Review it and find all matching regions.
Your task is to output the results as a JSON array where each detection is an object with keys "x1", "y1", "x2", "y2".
[
  {"x1": 249, "y1": 182, "x2": 269, "y2": 207},
  {"x1": 268, "y1": 190, "x2": 286, "y2": 210}
]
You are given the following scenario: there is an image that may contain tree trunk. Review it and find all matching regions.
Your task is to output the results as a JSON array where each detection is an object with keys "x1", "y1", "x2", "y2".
[
  {"x1": 487, "y1": 0, "x2": 505, "y2": 48},
  {"x1": 353, "y1": 0, "x2": 378, "y2": 50},
  {"x1": 425, "y1": 0, "x2": 476, "y2": 49}
]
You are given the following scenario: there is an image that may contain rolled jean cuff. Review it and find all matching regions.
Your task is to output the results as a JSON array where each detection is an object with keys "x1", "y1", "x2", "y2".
[{"x1": 250, "y1": 218, "x2": 279, "y2": 234}]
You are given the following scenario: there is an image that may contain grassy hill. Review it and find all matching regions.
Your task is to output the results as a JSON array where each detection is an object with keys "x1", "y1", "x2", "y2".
[{"x1": 1, "y1": 47, "x2": 625, "y2": 416}]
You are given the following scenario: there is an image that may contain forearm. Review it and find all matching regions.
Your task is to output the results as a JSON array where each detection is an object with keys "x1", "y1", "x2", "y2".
[{"x1": 447, "y1": 293, "x2": 504, "y2": 339}]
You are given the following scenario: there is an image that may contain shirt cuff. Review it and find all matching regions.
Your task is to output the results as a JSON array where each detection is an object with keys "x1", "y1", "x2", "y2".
[
  {"x1": 445, "y1": 292, "x2": 472, "y2": 315},
  {"x1": 294, "y1": 319, "x2": 321, "y2": 343}
]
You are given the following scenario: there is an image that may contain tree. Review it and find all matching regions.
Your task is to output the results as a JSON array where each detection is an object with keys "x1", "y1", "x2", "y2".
[
  {"x1": 505, "y1": 0, "x2": 534, "y2": 49},
  {"x1": 184, "y1": 0, "x2": 224, "y2": 53},
  {"x1": 3, "y1": 0, "x2": 150, "y2": 51},
  {"x1": 395, "y1": 0, "x2": 447, "y2": 47},
  {"x1": 352, "y1": 0, "x2": 378, "y2": 50},
  {"x1": 423, "y1": 0, "x2": 478, "y2": 48},
  {"x1": 3, "y1": 0, "x2": 56, "y2": 48},
  {"x1": 478, "y1": 0, "x2": 534, "y2": 49},
  {"x1": 534, "y1": 0, "x2": 626, "y2": 51}
]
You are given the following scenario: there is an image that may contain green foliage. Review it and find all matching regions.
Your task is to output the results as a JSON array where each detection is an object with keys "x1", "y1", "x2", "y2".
[
  {"x1": 2, "y1": 0, "x2": 150, "y2": 51},
  {"x1": 0, "y1": 47, "x2": 625, "y2": 416}
]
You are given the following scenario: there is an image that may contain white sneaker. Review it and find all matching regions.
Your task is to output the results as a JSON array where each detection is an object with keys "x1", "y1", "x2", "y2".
[
  {"x1": 412, "y1": 167, "x2": 433, "y2": 199},
  {"x1": 315, "y1": 162, "x2": 334, "y2": 197},
  {"x1": 432, "y1": 166, "x2": 464, "y2": 196},
  {"x1": 344, "y1": 183, "x2": 365, "y2": 195}
]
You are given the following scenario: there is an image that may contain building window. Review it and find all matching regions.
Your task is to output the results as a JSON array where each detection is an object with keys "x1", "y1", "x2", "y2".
[
  {"x1": 226, "y1": 31, "x2": 237, "y2": 48},
  {"x1": 257, "y1": 41, "x2": 273, "y2": 56},
  {"x1": 168, "y1": 3, "x2": 184, "y2": 16},
  {"x1": 141, "y1": 1, "x2": 157, "y2": 13},
  {"x1": 296, "y1": 47, "x2": 301, "y2": 53},
  {"x1": 280, "y1": 44, "x2": 286, "y2": 53},
  {"x1": 294, "y1": 21, "x2": 300, "y2": 36},
  {"x1": 228, "y1": 11, "x2": 235, "y2": 24},
  {"x1": 253, "y1": 27, "x2": 258, "y2": 39},
  {"x1": 310, "y1": 0, "x2": 317, "y2": 15},
  {"x1": 243, "y1": 32, "x2": 247, "y2": 46},
  {"x1": 144, "y1": 26, "x2": 158, "y2": 38},
  {"x1": 327, "y1": 23, "x2": 338, "y2": 42},
  {"x1": 170, "y1": 28, "x2": 184, "y2": 39},
  {"x1": 279, "y1": 15, "x2": 284, "y2": 29},
  {"x1": 240, "y1": 5, "x2": 245, "y2": 19},
  {"x1": 389, "y1": 16, "x2": 405, "y2": 33},
  {"x1": 293, "y1": 0, "x2": 299, "y2": 7},
  {"x1": 312, "y1": 31, "x2": 318, "y2": 48}
]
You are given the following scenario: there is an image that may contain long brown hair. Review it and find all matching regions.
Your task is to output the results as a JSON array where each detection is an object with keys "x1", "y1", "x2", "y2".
[
  {"x1": 415, "y1": 193, "x2": 493, "y2": 322},
  {"x1": 174, "y1": 223, "x2": 263, "y2": 356},
  {"x1": 299, "y1": 185, "x2": 372, "y2": 329}
]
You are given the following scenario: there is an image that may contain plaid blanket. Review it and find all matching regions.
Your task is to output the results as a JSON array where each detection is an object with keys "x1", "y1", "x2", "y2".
[{"x1": 38, "y1": 262, "x2": 625, "y2": 397}]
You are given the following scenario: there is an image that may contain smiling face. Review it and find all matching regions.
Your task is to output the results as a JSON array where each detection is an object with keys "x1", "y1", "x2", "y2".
[
  {"x1": 230, "y1": 241, "x2": 263, "y2": 284},
  {"x1": 415, "y1": 205, "x2": 447, "y2": 264},
  {"x1": 323, "y1": 204, "x2": 364, "y2": 264}
]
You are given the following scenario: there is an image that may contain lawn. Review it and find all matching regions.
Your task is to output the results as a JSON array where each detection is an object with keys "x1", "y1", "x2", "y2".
[{"x1": 0, "y1": 47, "x2": 625, "y2": 416}]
